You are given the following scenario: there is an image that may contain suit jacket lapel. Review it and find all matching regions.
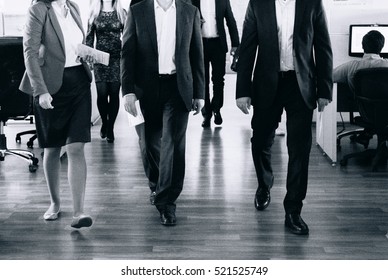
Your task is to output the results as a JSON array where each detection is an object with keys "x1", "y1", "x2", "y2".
[
  {"x1": 144, "y1": 0, "x2": 158, "y2": 55},
  {"x1": 176, "y1": 0, "x2": 188, "y2": 53},
  {"x1": 263, "y1": 0, "x2": 279, "y2": 59},
  {"x1": 47, "y1": 3, "x2": 66, "y2": 55},
  {"x1": 293, "y1": 0, "x2": 305, "y2": 42},
  {"x1": 68, "y1": 2, "x2": 85, "y2": 42}
]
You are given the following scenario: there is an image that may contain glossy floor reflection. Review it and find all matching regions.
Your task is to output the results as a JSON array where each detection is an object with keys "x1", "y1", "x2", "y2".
[{"x1": 1, "y1": 75, "x2": 388, "y2": 260}]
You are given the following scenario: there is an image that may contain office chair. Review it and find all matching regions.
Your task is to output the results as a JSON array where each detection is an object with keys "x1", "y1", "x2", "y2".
[
  {"x1": 14, "y1": 96, "x2": 37, "y2": 148},
  {"x1": 339, "y1": 67, "x2": 388, "y2": 171},
  {"x1": 0, "y1": 36, "x2": 39, "y2": 172}
]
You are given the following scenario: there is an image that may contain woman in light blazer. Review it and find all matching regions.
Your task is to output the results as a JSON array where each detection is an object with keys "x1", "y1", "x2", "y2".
[{"x1": 20, "y1": 0, "x2": 94, "y2": 229}]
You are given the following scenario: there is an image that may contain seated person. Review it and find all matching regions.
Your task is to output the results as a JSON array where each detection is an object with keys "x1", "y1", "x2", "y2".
[
  {"x1": 334, "y1": 30, "x2": 388, "y2": 91},
  {"x1": 333, "y1": 30, "x2": 388, "y2": 146}
]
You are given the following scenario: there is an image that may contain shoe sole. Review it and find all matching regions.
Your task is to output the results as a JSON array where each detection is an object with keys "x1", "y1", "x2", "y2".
[
  {"x1": 71, "y1": 217, "x2": 93, "y2": 229},
  {"x1": 161, "y1": 221, "x2": 176, "y2": 226},
  {"x1": 43, "y1": 212, "x2": 60, "y2": 221},
  {"x1": 284, "y1": 223, "x2": 309, "y2": 235}
]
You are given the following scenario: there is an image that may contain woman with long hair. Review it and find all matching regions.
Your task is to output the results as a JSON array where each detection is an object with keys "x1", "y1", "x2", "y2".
[
  {"x1": 86, "y1": 0, "x2": 126, "y2": 143},
  {"x1": 20, "y1": 0, "x2": 94, "y2": 228}
]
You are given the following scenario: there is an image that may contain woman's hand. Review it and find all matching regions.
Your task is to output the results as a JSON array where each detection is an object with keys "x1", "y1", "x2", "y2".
[{"x1": 39, "y1": 93, "x2": 54, "y2": 109}]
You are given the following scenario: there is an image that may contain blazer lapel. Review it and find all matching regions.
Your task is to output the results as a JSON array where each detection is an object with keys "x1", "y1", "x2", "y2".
[
  {"x1": 176, "y1": 0, "x2": 189, "y2": 52},
  {"x1": 47, "y1": 3, "x2": 66, "y2": 54},
  {"x1": 144, "y1": 0, "x2": 158, "y2": 55},
  {"x1": 293, "y1": 0, "x2": 306, "y2": 43},
  {"x1": 263, "y1": 0, "x2": 279, "y2": 56},
  {"x1": 68, "y1": 2, "x2": 86, "y2": 42}
]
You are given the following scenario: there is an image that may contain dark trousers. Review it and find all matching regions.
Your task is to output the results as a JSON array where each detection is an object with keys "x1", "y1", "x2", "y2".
[
  {"x1": 251, "y1": 72, "x2": 313, "y2": 215},
  {"x1": 202, "y1": 37, "x2": 226, "y2": 118},
  {"x1": 142, "y1": 75, "x2": 189, "y2": 212}
]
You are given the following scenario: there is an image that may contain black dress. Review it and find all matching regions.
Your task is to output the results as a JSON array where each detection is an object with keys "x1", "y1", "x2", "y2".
[{"x1": 86, "y1": 11, "x2": 123, "y2": 83}]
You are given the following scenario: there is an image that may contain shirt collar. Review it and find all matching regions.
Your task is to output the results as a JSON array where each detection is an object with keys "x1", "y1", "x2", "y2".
[
  {"x1": 363, "y1": 53, "x2": 383, "y2": 59},
  {"x1": 154, "y1": 0, "x2": 176, "y2": 11}
]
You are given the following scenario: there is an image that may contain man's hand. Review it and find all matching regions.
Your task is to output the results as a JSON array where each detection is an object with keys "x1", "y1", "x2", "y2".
[
  {"x1": 123, "y1": 94, "x2": 138, "y2": 116},
  {"x1": 39, "y1": 93, "x2": 54, "y2": 109},
  {"x1": 236, "y1": 97, "x2": 251, "y2": 114},
  {"x1": 317, "y1": 98, "x2": 330, "y2": 112},
  {"x1": 192, "y1": 98, "x2": 204, "y2": 115}
]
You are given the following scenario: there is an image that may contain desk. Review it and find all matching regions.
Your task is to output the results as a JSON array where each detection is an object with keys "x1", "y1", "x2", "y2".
[{"x1": 316, "y1": 83, "x2": 356, "y2": 165}]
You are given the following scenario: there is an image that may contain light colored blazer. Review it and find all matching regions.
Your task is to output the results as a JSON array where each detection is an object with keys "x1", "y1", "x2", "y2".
[
  {"x1": 120, "y1": 0, "x2": 205, "y2": 112},
  {"x1": 19, "y1": 1, "x2": 92, "y2": 97},
  {"x1": 236, "y1": 0, "x2": 333, "y2": 110}
]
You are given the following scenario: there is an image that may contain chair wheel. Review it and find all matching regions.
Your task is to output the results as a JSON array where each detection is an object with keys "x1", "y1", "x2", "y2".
[
  {"x1": 32, "y1": 157, "x2": 39, "y2": 165},
  {"x1": 15, "y1": 135, "x2": 21, "y2": 143},
  {"x1": 27, "y1": 140, "x2": 34, "y2": 148},
  {"x1": 340, "y1": 159, "x2": 348, "y2": 166},
  {"x1": 29, "y1": 164, "x2": 38, "y2": 172}
]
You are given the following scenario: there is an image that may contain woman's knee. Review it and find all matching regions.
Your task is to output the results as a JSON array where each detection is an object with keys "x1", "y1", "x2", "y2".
[{"x1": 66, "y1": 143, "x2": 85, "y2": 157}]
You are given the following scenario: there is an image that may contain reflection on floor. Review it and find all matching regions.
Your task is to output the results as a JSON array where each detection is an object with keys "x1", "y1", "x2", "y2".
[{"x1": 1, "y1": 75, "x2": 388, "y2": 260}]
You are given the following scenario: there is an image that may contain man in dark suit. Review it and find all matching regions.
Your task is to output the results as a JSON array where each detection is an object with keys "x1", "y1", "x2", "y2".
[
  {"x1": 121, "y1": 0, "x2": 205, "y2": 226},
  {"x1": 236, "y1": 0, "x2": 333, "y2": 235},
  {"x1": 191, "y1": 0, "x2": 239, "y2": 127}
]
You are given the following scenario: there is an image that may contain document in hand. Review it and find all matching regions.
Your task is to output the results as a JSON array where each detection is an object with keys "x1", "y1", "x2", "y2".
[
  {"x1": 126, "y1": 100, "x2": 145, "y2": 127},
  {"x1": 77, "y1": 44, "x2": 110, "y2": 66}
]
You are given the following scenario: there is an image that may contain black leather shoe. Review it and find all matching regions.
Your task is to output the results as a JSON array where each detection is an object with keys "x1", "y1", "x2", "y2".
[
  {"x1": 149, "y1": 191, "x2": 156, "y2": 205},
  {"x1": 254, "y1": 187, "x2": 270, "y2": 210},
  {"x1": 106, "y1": 128, "x2": 115, "y2": 143},
  {"x1": 202, "y1": 117, "x2": 211, "y2": 128},
  {"x1": 100, "y1": 124, "x2": 107, "y2": 139},
  {"x1": 285, "y1": 214, "x2": 309, "y2": 235},
  {"x1": 214, "y1": 111, "x2": 223, "y2": 125},
  {"x1": 160, "y1": 212, "x2": 176, "y2": 226}
]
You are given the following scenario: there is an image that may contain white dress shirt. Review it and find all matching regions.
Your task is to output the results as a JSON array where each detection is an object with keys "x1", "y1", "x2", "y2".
[
  {"x1": 200, "y1": 0, "x2": 218, "y2": 38},
  {"x1": 275, "y1": 0, "x2": 295, "y2": 71},
  {"x1": 154, "y1": 0, "x2": 176, "y2": 74},
  {"x1": 52, "y1": 1, "x2": 83, "y2": 68}
]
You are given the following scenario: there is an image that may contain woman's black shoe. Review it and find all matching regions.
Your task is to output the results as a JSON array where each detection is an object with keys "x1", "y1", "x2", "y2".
[
  {"x1": 106, "y1": 129, "x2": 114, "y2": 143},
  {"x1": 100, "y1": 124, "x2": 107, "y2": 139}
]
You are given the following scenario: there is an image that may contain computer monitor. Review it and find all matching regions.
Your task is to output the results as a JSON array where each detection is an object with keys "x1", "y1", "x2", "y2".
[{"x1": 349, "y1": 24, "x2": 388, "y2": 58}]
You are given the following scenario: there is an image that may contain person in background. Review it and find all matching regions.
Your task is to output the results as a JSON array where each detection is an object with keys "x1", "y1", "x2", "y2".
[
  {"x1": 19, "y1": 0, "x2": 94, "y2": 228},
  {"x1": 121, "y1": 0, "x2": 204, "y2": 226},
  {"x1": 333, "y1": 30, "x2": 388, "y2": 92},
  {"x1": 191, "y1": 0, "x2": 239, "y2": 127},
  {"x1": 86, "y1": 0, "x2": 126, "y2": 143},
  {"x1": 236, "y1": 0, "x2": 333, "y2": 235},
  {"x1": 333, "y1": 30, "x2": 388, "y2": 145}
]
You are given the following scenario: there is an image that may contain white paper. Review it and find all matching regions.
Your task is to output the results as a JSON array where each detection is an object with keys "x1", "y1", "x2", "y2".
[
  {"x1": 77, "y1": 44, "x2": 110, "y2": 66},
  {"x1": 317, "y1": 111, "x2": 323, "y2": 141},
  {"x1": 126, "y1": 100, "x2": 145, "y2": 127}
]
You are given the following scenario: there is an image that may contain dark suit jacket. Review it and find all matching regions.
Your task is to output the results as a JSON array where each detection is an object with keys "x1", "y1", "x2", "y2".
[
  {"x1": 236, "y1": 0, "x2": 333, "y2": 110},
  {"x1": 121, "y1": 0, "x2": 205, "y2": 112},
  {"x1": 19, "y1": 1, "x2": 92, "y2": 97},
  {"x1": 191, "y1": 0, "x2": 239, "y2": 53}
]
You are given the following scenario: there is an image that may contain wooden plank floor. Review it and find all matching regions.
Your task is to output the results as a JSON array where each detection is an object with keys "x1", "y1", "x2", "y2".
[{"x1": 1, "y1": 75, "x2": 388, "y2": 260}]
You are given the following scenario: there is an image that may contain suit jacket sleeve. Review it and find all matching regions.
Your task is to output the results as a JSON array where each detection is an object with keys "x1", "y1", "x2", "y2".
[
  {"x1": 235, "y1": 1, "x2": 257, "y2": 99},
  {"x1": 22, "y1": 5, "x2": 49, "y2": 96},
  {"x1": 313, "y1": 0, "x2": 333, "y2": 101},
  {"x1": 120, "y1": 7, "x2": 138, "y2": 97},
  {"x1": 190, "y1": 8, "x2": 205, "y2": 100},
  {"x1": 225, "y1": 0, "x2": 239, "y2": 48}
]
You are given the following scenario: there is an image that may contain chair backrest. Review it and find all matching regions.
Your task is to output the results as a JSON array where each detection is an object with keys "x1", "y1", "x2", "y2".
[
  {"x1": 353, "y1": 67, "x2": 388, "y2": 134},
  {"x1": 0, "y1": 36, "x2": 30, "y2": 121}
]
